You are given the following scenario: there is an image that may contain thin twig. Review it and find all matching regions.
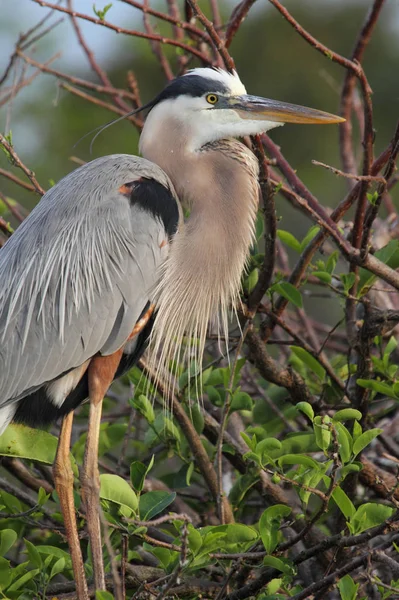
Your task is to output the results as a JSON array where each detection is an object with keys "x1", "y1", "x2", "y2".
[
  {"x1": 32, "y1": 0, "x2": 211, "y2": 64},
  {"x1": 187, "y1": 0, "x2": 234, "y2": 70},
  {"x1": 0, "y1": 133, "x2": 45, "y2": 195}
]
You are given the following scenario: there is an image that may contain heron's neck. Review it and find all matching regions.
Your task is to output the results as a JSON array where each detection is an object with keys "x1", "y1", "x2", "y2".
[
  {"x1": 140, "y1": 121, "x2": 259, "y2": 268},
  {"x1": 141, "y1": 123, "x2": 259, "y2": 388}
]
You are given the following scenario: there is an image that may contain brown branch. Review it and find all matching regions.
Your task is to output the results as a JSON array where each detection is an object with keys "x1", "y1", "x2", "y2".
[
  {"x1": 18, "y1": 51, "x2": 139, "y2": 104},
  {"x1": 0, "y1": 54, "x2": 60, "y2": 109},
  {"x1": 0, "y1": 216, "x2": 13, "y2": 239},
  {"x1": 267, "y1": 0, "x2": 371, "y2": 80},
  {"x1": 0, "y1": 191, "x2": 26, "y2": 223},
  {"x1": 187, "y1": 0, "x2": 235, "y2": 70},
  {"x1": 142, "y1": 0, "x2": 174, "y2": 81},
  {"x1": 0, "y1": 6, "x2": 61, "y2": 85},
  {"x1": 67, "y1": 0, "x2": 132, "y2": 113},
  {"x1": 261, "y1": 135, "x2": 399, "y2": 341},
  {"x1": 208, "y1": 0, "x2": 222, "y2": 31},
  {"x1": 32, "y1": 0, "x2": 211, "y2": 64},
  {"x1": 120, "y1": 0, "x2": 209, "y2": 42},
  {"x1": 247, "y1": 136, "x2": 276, "y2": 310},
  {"x1": 0, "y1": 167, "x2": 36, "y2": 192},
  {"x1": 225, "y1": 0, "x2": 257, "y2": 48},
  {"x1": 312, "y1": 160, "x2": 386, "y2": 183},
  {"x1": 361, "y1": 122, "x2": 399, "y2": 251},
  {"x1": 0, "y1": 133, "x2": 45, "y2": 195},
  {"x1": 339, "y1": 0, "x2": 386, "y2": 178},
  {"x1": 59, "y1": 83, "x2": 143, "y2": 130}
]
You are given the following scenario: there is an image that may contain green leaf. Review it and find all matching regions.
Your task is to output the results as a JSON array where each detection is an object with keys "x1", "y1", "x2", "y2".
[
  {"x1": 290, "y1": 347, "x2": 325, "y2": 380},
  {"x1": 206, "y1": 385, "x2": 222, "y2": 406},
  {"x1": 349, "y1": 503, "x2": 394, "y2": 535},
  {"x1": 259, "y1": 505, "x2": 292, "y2": 553},
  {"x1": 188, "y1": 403, "x2": 204, "y2": 434},
  {"x1": 274, "y1": 282, "x2": 303, "y2": 308},
  {"x1": 277, "y1": 230, "x2": 301, "y2": 252},
  {"x1": 313, "y1": 416, "x2": 331, "y2": 452},
  {"x1": 131, "y1": 394, "x2": 155, "y2": 424},
  {"x1": 240, "y1": 432, "x2": 256, "y2": 451},
  {"x1": 269, "y1": 432, "x2": 319, "y2": 457},
  {"x1": 139, "y1": 491, "x2": 176, "y2": 520},
  {"x1": 24, "y1": 539, "x2": 43, "y2": 568},
  {"x1": 326, "y1": 251, "x2": 339, "y2": 274},
  {"x1": 256, "y1": 438, "x2": 282, "y2": 455},
  {"x1": 296, "y1": 402, "x2": 314, "y2": 422},
  {"x1": 246, "y1": 268, "x2": 259, "y2": 293},
  {"x1": 50, "y1": 557, "x2": 65, "y2": 580},
  {"x1": 353, "y1": 420, "x2": 362, "y2": 441},
  {"x1": 187, "y1": 524, "x2": 202, "y2": 555},
  {"x1": 92, "y1": 2, "x2": 112, "y2": 20},
  {"x1": 0, "y1": 530, "x2": 17, "y2": 557},
  {"x1": 0, "y1": 424, "x2": 64, "y2": 465},
  {"x1": 331, "y1": 487, "x2": 356, "y2": 519},
  {"x1": 8, "y1": 568, "x2": 40, "y2": 591},
  {"x1": 262, "y1": 555, "x2": 294, "y2": 575},
  {"x1": 356, "y1": 378, "x2": 398, "y2": 399},
  {"x1": 37, "y1": 546, "x2": 72, "y2": 568},
  {"x1": 37, "y1": 486, "x2": 49, "y2": 507},
  {"x1": 199, "y1": 524, "x2": 258, "y2": 556},
  {"x1": 352, "y1": 429, "x2": 383, "y2": 457},
  {"x1": 338, "y1": 574, "x2": 359, "y2": 600},
  {"x1": 384, "y1": 336, "x2": 397, "y2": 361},
  {"x1": 96, "y1": 592, "x2": 115, "y2": 600},
  {"x1": 230, "y1": 391, "x2": 254, "y2": 412},
  {"x1": 312, "y1": 271, "x2": 332, "y2": 284},
  {"x1": 340, "y1": 272, "x2": 356, "y2": 293},
  {"x1": 130, "y1": 456, "x2": 154, "y2": 493},
  {"x1": 186, "y1": 461, "x2": 194, "y2": 486},
  {"x1": 334, "y1": 422, "x2": 352, "y2": 464},
  {"x1": 100, "y1": 474, "x2": 138, "y2": 512},
  {"x1": 278, "y1": 454, "x2": 319, "y2": 469},
  {"x1": 0, "y1": 557, "x2": 12, "y2": 591},
  {"x1": 300, "y1": 226, "x2": 320, "y2": 251},
  {"x1": 333, "y1": 409, "x2": 362, "y2": 422}
]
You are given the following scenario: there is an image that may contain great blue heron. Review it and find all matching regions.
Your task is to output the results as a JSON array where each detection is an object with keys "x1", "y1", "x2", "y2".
[{"x1": 0, "y1": 68, "x2": 343, "y2": 598}]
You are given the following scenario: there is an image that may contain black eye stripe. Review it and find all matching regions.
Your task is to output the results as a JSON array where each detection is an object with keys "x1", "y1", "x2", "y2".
[{"x1": 151, "y1": 75, "x2": 229, "y2": 104}]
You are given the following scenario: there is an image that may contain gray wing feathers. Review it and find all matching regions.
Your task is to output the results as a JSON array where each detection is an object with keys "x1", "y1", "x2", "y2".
[{"x1": 0, "y1": 154, "x2": 177, "y2": 407}]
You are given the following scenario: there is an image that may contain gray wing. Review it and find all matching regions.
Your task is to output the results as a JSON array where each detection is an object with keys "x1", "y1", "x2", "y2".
[{"x1": 0, "y1": 154, "x2": 180, "y2": 407}]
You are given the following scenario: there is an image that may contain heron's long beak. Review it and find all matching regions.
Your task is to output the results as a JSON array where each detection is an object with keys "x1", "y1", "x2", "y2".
[{"x1": 229, "y1": 95, "x2": 344, "y2": 125}]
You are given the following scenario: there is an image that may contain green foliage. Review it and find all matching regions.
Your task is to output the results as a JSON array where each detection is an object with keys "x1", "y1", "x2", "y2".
[
  {"x1": 259, "y1": 505, "x2": 292, "y2": 553},
  {"x1": 0, "y1": 424, "x2": 60, "y2": 464},
  {"x1": 338, "y1": 575, "x2": 360, "y2": 600},
  {"x1": 92, "y1": 2, "x2": 112, "y2": 20},
  {"x1": 100, "y1": 474, "x2": 138, "y2": 513}
]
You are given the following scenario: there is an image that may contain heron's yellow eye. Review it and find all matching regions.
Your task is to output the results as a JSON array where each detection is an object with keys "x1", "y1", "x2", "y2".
[{"x1": 206, "y1": 94, "x2": 219, "y2": 105}]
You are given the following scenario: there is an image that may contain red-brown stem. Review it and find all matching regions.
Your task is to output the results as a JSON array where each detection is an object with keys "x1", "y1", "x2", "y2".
[{"x1": 32, "y1": 0, "x2": 211, "y2": 64}]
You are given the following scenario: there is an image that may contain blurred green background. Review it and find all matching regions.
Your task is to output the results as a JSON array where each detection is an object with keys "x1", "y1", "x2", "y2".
[{"x1": 1, "y1": 0, "x2": 398, "y2": 240}]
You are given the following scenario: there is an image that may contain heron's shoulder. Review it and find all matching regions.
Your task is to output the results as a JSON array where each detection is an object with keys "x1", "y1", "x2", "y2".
[{"x1": 87, "y1": 153, "x2": 172, "y2": 185}]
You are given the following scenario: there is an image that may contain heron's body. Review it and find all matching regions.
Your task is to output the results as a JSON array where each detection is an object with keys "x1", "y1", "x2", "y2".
[
  {"x1": 0, "y1": 67, "x2": 343, "y2": 598},
  {"x1": 0, "y1": 155, "x2": 179, "y2": 430}
]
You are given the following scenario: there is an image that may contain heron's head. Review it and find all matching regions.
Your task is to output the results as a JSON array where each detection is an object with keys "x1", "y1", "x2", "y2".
[{"x1": 139, "y1": 68, "x2": 344, "y2": 153}]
